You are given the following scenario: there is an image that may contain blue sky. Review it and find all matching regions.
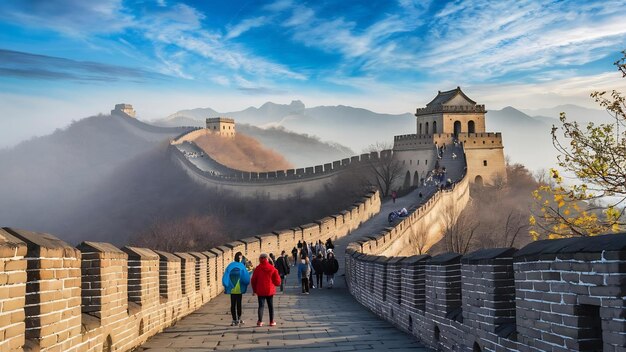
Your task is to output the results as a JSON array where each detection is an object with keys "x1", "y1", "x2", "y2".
[{"x1": 1, "y1": 0, "x2": 626, "y2": 146}]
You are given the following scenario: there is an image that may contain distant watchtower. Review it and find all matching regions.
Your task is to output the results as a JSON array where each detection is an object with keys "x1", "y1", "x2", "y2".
[
  {"x1": 111, "y1": 103, "x2": 136, "y2": 118},
  {"x1": 206, "y1": 117, "x2": 235, "y2": 138}
]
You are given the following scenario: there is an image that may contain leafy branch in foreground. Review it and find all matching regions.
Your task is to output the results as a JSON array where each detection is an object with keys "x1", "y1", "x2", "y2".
[{"x1": 530, "y1": 51, "x2": 626, "y2": 239}]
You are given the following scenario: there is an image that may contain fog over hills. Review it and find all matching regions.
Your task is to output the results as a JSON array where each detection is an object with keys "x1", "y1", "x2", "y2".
[
  {"x1": 160, "y1": 101, "x2": 609, "y2": 173},
  {"x1": 523, "y1": 104, "x2": 614, "y2": 125},
  {"x1": 156, "y1": 100, "x2": 414, "y2": 153},
  {"x1": 0, "y1": 113, "x2": 355, "y2": 244}
]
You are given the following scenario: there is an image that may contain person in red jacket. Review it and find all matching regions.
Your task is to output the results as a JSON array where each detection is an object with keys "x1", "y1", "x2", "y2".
[{"x1": 251, "y1": 253, "x2": 282, "y2": 327}]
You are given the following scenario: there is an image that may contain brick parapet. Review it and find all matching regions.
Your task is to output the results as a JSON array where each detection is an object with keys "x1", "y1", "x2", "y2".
[
  {"x1": 0, "y1": 190, "x2": 381, "y2": 352},
  {"x1": 346, "y1": 228, "x2": 626, "y2": 351}
]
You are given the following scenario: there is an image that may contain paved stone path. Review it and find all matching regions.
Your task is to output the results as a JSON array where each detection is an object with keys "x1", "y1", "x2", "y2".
[
  {"x1": 137, "y1": 198, "x2": 434, "y2": 351},
  {"x1": 137, "y1": 145, "x2": 466, "y2": 352}
]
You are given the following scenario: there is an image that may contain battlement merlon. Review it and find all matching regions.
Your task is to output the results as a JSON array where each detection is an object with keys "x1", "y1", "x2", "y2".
[
  {"x1": 459, "y1": 132, "x2": 504, "y2": 149},
  {"x1": 416, "y1": 104, "x2": 486, "y2": 116},
  {"x1": 206, "y1": 117, "x2": 235, "y2": 124}
]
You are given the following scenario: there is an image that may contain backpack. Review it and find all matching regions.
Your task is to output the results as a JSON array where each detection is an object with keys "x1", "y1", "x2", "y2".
[{"x1": 229, "y1": 267, "x2": 242, "y2": 294}]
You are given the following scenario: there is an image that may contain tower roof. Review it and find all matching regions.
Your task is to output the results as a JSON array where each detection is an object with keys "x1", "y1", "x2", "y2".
[
  {"x1": 417, "y1": 87, "x2": 484, "y2": 116},
  {"x1": 425, "y1": 87, "x2": 476, "y2": 107}
]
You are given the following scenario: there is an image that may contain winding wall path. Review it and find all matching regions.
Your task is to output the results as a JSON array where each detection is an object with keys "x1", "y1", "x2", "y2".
[{"x1": 136, "y1": 189, "x2": 436, "y2": 352}]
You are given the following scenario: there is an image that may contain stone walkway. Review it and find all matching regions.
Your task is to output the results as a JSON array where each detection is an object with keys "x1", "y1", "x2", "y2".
[
  {"x1": 137, "y1": 202, "x2": 434, "y2": 351},
  {"x1": 136, "y1": 145, "x2": 469, "y2": 352}
]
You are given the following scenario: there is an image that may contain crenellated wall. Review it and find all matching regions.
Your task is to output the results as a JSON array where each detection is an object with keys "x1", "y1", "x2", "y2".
[
  {"x1": 170, "y1": 140, "x2": 395, "y2": 199},
  {"x1": 345, "y1": 196, "x2": 626, "y2": 351},
  {"x1": 0, "y1": 191, "x2": 380, "y2": 352}
]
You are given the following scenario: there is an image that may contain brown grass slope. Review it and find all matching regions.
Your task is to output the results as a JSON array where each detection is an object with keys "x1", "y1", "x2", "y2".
[{"x1": 193, "y1": 133, "x2": 293, "y2": 172}]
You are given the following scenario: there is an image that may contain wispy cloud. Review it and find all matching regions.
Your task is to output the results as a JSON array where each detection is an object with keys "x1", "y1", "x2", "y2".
[
  {"x1": 0, "y1": 0, "x2": 133, "y2": 36},
  {"x1": 418, "y1": 0, "x2": 626, "y2": 80},
  {"x1": 225, "y1": 16, "x2": 269, "y2": 39},
  {"x1": 270, "y1": 1, "x2": 429, "y2": 70},
  {"x1": 0, "y1": 49, "x2": 164, "y2": 82},
  {"x1": 0, "y1": 1, "x2": 306, "y2": 88}
]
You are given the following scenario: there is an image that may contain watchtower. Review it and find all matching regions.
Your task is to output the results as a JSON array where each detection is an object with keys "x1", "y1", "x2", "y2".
[
  {"x1": 393, "y1": 87, "x2": 506, "y2": 186},
  {"x1": 111, "y1": 103, "x2": 136, "y2": 118},
  {"x1": 206, "y1": 117, "x2": 235, "y2": 138},
  {"x1": 415, "y1": 87, "x2": 486, "y2": 136}
]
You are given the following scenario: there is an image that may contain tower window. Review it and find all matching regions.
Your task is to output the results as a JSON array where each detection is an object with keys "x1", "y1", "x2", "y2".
[
  {"x1": 425, "y1": 160, "x2": 428, "y2": 165},
  {"x1": 483, "y1": 160, "x2": 488, "y2": 166}
]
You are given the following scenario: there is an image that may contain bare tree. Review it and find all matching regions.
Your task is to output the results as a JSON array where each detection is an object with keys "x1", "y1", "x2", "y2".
[
  {"x1": 501, "y1": 209, "x2": 528, "y2": 247},
  {"x1": 131, "y1": 214, "x2": 230, "y2": 252},
  {"x1": 364, "y1": 143, "x2": 405, "y2": 197},
  {"x1": 408, "y1": 221, "x2": 429, "y2": 255},
  {"x1": 440, "y1": 202, "x2": 479, "y2": 254}
]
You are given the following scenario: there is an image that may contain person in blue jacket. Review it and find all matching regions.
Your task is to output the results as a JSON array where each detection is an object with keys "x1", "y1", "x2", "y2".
[{"x1": 222, "y1": 251, "x2": 251, "y2": 326}]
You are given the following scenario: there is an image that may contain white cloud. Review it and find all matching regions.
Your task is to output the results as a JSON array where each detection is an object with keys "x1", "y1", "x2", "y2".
[
  {"x1": 0, "y1": 0, "x2": 133, "y2": 36},
  {"x1": 135, "y1": 4, "x2": 306, "y2": 83},
  {"x1": 225, "y1": 16, "x2": 269, "y2": 39},
  {"x1": 418, "y1": 0, "x2": 626, "y2": 79}
]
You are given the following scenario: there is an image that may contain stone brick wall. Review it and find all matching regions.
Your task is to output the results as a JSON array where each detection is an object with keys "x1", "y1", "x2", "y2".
[
  {"x1": 170, "y1": 136, "x2": 399, "y2": 199},
  {"x1": 0, "y1": 190, "x2": 380, "y2": 352},
  {"x1": 352, "y1": 172, "x2": 470, "y2": 258},
  {"x1": 346, "y1": 227, "x2": 626, "y2": 351}
]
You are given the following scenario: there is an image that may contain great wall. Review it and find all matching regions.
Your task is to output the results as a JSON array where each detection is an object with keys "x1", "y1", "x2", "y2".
[{"x1": 1, "y1": 90, "x2": 624, "y2": 352}]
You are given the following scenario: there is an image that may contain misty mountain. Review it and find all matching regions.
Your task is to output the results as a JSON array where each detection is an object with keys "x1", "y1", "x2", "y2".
[
  {"x1": 162, "y1": 107, "x2": 221, "y2": 126},
  {"x1": 0, "y1": 114, "x2": 173, "y2": 239},
  {"x1": 523, "y1": 104, "x2": 612, "y2": 125},
  {"x1": 485, "y1": 106, "x2": 557, "y2": 172},
  {"x1": 157, "y1": 101, "x2": 414, "y2": 153},
  {"x1": 0, "y1": 112, "x2": 356, "y2": 244}
]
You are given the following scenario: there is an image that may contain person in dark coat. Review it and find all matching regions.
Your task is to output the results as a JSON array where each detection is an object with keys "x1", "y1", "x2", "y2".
[
  {"x1": 325, "y1": 238, "x2": 335, "y2": 251},
  {"x1": 323, "y1": 252, "x2": 339, "y2": 288},
  {"x1": 274, "y1": 250, "x2": 290, "y2": 293},
  {"x1": 251, "y1": 253, "x2": 281, "y2": 327},
  {"x1": 301, "y1": 241, "x2": 309, "y2": 258},
  {"x1": 312, "y1": 253, "x2": 324, "y2": 289},
  {"x1": 291, "y1": 247, "x2": 298, "y2": 266}
]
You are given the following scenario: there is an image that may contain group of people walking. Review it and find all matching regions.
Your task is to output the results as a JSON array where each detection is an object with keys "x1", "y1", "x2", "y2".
[
  {"x1": 221, "y1": 240, "x2": 339, "y2": 328},
  {"x1": 297, "y1": 247, "x2": 339, "y2": 294},
  {"x1": 291, "y1": 238, "x2": 339, "y2": 294}
]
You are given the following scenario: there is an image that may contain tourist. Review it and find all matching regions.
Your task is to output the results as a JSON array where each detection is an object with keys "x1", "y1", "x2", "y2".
[
  {"x1": 222, "y1": 251, "x2": 250, "y2": 326},
  {"x1": 274, "y1": 250, "x2": 290, "y2": 293},
  {"x1": 306, "y1": 256, "x2": 313, "y2": 290},
  {"x1": 323, "y1": 252, "x2": 339, "y2": 289},
  {"x1": 251, "y1": 253, "x2": 281, "y2": 327},
  {"x1": 391, "y1": 190, "x2": 397, "y2": 203},
  {"x1": 325, "y1": 238, "x2": 335, "y2": 251},
  {"x1": 291, "y1": 246, "x2": 298, "y2": 266},
  {"x1": 269, "y1": 253, "x2": 276, "y2": 266},
  {"x1": 297, "y1": 240, "x2": 303, "y2": 251},
  {"x1": 316, "y1": 240, "x2": 326, "y2": 259},
  {"x1": 312, "y1": 253, "x2": 324, "y2": 289},
  {"x1": 307, "y1": 241, "x2": 314, "y2": 260},
  {"x1": 297, "y1": 255, "x2": 311, "y2": 294},
  {"x1": 301, "y1": 241, "x2": 309, "y2": 258}
]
